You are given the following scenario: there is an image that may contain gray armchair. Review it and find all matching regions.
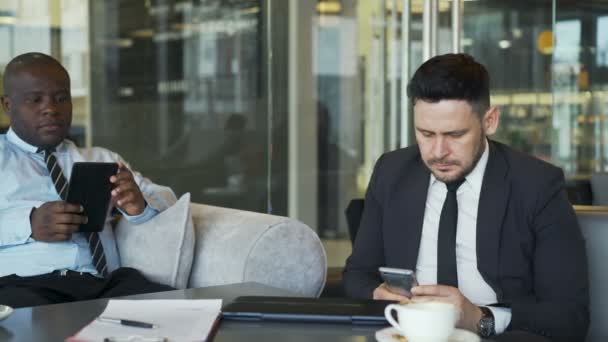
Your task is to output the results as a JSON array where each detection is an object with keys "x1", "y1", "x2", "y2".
[
  {"x1": 590, "y1": 173, "x2": 608, "y2": 205},
  {"x1": 115, "y1": 195, "x2": 327, "y2": 297},
  {"x1": 187, "y1": 203, "x2": 327, "y2": 296},
  {"x1": 575, "y1": 205, "x2": 608, "y2": 341}
]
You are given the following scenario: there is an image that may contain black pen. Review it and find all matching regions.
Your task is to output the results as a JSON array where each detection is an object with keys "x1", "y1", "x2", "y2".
[{"x1": 97, "y1": 316, "x2": 158, "y2": 329}]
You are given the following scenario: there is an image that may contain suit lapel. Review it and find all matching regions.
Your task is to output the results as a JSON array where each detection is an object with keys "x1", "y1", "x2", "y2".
[
  {"x1": 385, "y1": 154, "x2": 430, "y2": 270},
  {"x1": 476, "y1": 141, "x2": 511, "y2": 291}
]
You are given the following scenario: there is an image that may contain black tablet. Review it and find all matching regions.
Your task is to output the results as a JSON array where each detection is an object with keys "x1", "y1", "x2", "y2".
[
  {"x1": 66, "y1": 162, "x2": 118, "y2": 232},
  {"x1": 222, "y1": 296, "x2": 391, "y2": 325}
]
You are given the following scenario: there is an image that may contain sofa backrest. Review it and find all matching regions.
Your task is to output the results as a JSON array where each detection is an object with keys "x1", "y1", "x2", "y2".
[
  {"x1": 188, "y1": 203, "x2": 327, "y2": 297},
  {"x1": 575, "y1": 206, "x2": 608, "y2": 341}
]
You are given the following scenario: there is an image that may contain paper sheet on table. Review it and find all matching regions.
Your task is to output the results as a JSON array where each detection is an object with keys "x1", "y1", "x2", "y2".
[{"x1": 67, "y1": 299, "x2": 222, "y2": 342}]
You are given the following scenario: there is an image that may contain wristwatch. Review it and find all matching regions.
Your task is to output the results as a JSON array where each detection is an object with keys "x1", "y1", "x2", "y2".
[{"x1": 477, "y1": 306, "x2": 496, "y2": 337}]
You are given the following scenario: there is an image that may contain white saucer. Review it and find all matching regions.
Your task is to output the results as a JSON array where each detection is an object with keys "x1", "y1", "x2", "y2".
[
  {"x1": 375, "y1": 327, "x2": 480, "y2": 342},
  {"x1": 0, "y1": 305, "x2": 13, "y2": 321}
]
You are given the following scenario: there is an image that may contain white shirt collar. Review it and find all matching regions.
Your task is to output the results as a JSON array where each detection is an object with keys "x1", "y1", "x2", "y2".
[
  {"x1": 6, "y1": 127, "x2": 66, "y2": 154},
  {"x1": 429, "y1": 139, "x2": 490, "y2": 195}
]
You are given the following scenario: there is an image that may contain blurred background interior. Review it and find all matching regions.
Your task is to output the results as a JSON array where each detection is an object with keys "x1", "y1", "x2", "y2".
[{"x1": 0, "y1": 0, "x2": 607, "y2": 267}]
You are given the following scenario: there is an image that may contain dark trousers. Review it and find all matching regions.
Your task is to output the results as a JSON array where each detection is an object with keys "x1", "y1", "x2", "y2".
[{"x1": 0, "y1": 267, "x2": 174, "y2": 308}]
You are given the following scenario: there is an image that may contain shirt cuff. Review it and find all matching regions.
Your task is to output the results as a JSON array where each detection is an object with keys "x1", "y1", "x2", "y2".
[
  {"x1": 0, "y1": 206, "x2": 38, "y2": 246},
  {"x1": 119, "y1": 204, "x2": 159, "y2": 225},
  {"x1": 486, "y1": 306, "x2": 512, "y2": 334}
]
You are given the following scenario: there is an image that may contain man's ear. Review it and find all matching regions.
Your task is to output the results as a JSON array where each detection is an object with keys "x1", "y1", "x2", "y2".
[
  {"x1": 1, "y1": 95, "x2": 11, "y2": 117},
  {"x1": 482, "y1": 106, "x2": 500, "y2": 136}
]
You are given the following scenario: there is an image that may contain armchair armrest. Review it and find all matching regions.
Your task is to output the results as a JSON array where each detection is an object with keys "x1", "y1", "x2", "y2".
[{"x1": 188, "y1": 203, "x2": 327, "y2": 297}]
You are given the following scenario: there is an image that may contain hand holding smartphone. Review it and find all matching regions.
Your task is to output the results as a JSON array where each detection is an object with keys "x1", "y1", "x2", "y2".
[{"x1": 379, "y1": 267, "x2": 418, "y2": 298}]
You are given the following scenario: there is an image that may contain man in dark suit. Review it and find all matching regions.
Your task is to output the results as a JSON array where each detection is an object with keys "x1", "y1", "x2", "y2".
[{"x1": 343, "y1": 54, "x2": 589, "y2": 341}]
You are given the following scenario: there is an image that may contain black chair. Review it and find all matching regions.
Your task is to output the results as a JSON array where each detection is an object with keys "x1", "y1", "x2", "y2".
[
  {"x1": 320, "y1": 198, "x2": 365, "y2": 298},
  {"x1": 344, "y1": 198, "x2": 364, "y2": 245},
  {"x1": 565, "y1": 177, "x2": 592, "y2": 205}
]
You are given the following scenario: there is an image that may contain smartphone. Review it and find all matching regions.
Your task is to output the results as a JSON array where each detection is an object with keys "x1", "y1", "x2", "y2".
[
  {"x1": 379, "y1": 267, "x2": 418, "y2": 298},
  {"x1": 66, "y1": 162, "x2": 119, "y2": 232}
]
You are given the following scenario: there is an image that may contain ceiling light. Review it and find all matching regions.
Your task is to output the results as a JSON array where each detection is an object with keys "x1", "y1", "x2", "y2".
[
  {"x1": 0, "y1": 16, "x2": 16, "y2": 25},
  {"x1": 131, "y1": 29, "x2": 155, "y2": 38},
  {"x1": 498, "y1": 40, "x2": 511, "y2": 49},
  {"x1": 240, "y1": 6, "x2": 260, "y2": 15},
  {"x1": 99, "y1": 38, "x2": 133, "y2": 48},
  {"x1": 118, "y1": 87, "x2": 134, "y2": 97},
  {"x1": 512, "y1": 28, "x2": 523, "y2": 39},
  {"x1": 316, "y1": 1, "x2": 341, "y2": 14},
  {"x1": 462, "y1": 38, "x2": 473, "y2": 47}
]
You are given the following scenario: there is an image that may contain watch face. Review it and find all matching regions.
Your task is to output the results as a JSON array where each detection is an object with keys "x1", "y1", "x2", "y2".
[
  {"x1": 477, "y1": 307, "x2": 495, "y2": 337},
  {"x1": 479, "y1": 317, "x2": 495, "y2": 337}
]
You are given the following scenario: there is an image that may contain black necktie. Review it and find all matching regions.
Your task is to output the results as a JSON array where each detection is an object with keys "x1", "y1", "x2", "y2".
[
  {"x1": 42, "y1": 149, "x2": 108, "y2": 277},
  {"x1": 437, "y1": 178, "x2": 465, "y2": 287}
]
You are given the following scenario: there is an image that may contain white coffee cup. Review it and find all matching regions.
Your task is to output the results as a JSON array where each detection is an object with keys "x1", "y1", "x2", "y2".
[{"x1": 384, "y1": 301, "x2": 458, "y2": 342}]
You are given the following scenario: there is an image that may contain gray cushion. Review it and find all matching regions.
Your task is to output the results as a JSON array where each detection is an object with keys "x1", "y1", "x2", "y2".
[
  {"x1": 188, "y1": 204, "x2": 327, "y2": 297},
  {"x1": 115, "y1": 193, "x2": 195, "y2": 289},
  {"x1": 576, "y1": 208, "x2": 608, "y2": 341},
  {"x1": 591, "y1": 173, "x2": 608, "y2": 205}
]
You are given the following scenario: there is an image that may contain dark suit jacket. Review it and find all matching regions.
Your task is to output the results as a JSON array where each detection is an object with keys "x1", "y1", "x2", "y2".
[{"x1": 343, "y1": 140, "x2": 589, "y2": 341}]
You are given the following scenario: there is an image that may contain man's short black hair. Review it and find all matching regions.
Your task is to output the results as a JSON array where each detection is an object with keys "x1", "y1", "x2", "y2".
[
  {"x1": 407, "y1": 53, "x2": 490, "y2": 117},
  {"x1": 3, "y1": 52, "x2": 68, "y2": 96}
]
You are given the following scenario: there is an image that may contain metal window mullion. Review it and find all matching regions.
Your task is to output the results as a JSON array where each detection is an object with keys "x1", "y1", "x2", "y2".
[
  {"x1": 452, "y1": 0, "x2": 462, "y2": 53},
  {"x1": 400, "y1": 0, "x2": 411, "y2": 147},
  {"x1": 423, "y1": 0, "x2": 438, "y2": 61},
  {"x1": 431, "y1": 0, "x2": 438, "y2": 57},
  {"x1": 389, "y1": 0, "x2": 399, "y2": 150},
  {"x1": 267, "y1": 0, "x2": 273, "y2": 214}
]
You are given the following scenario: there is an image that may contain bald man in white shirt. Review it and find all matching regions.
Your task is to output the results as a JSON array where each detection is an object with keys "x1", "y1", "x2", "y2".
[{"x1": 0, "y1": 52, "x2": 176, "y2": 308}]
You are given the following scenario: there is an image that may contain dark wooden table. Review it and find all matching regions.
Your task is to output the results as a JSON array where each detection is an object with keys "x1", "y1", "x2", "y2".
[
  {"x1": 0, "y1": 281, "x2": 547, "y2": 342},
  {"x1": 0, "y1": 282, "x2": 383, "y2": 342}
]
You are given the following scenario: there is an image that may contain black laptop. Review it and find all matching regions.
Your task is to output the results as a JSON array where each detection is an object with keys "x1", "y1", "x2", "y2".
[{"x1": 221, "y1": 296, "x2": 392, "y2": 325}]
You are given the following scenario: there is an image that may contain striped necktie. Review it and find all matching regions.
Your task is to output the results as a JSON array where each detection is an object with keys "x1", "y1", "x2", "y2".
[{"x1": 42, "y1": 149, "x2": 108, "y2": 277}]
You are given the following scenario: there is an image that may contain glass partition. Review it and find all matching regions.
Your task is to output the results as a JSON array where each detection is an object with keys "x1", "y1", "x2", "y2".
[
  {"x1": 462, "y1": 0, "x2": 608, "y2": 179},
  {"x1": 88, "y1": 1, "x2": 277, "y2": 213},
  {"x1": 553, "y1": 2, "x2": 608, "y2": 176},
  {"x1": 0, "y1": 0, "x2": 90, "y2": 145},
  {"x1": 462, "y1": 0, "x2": 554, "y2": 161}
]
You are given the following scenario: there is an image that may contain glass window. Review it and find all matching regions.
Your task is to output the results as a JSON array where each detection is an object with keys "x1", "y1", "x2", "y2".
[
  {"x1": 0, "y1": 0, "x2": 90, "y2": 142},
  {"x1": 598, "y1": 16, "x2": 608, "y2": 67},
  {"x1": 459, "y1": 0, "x2": 608, "y2": 205},
  {"x1": 89, "y1": 1, "x2": 273, "y2": 213},
  {"x1": 462, "y1": 1, "x2": 554, "y2": 164}
]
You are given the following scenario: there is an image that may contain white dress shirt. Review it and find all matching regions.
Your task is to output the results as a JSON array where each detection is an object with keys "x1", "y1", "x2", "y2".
[
  {"x1": 415, "y1": 140, "x2": 512, "y2": 333},
  {"x1": 0, "y1": 128, "x2": 176, "y2": 277}
]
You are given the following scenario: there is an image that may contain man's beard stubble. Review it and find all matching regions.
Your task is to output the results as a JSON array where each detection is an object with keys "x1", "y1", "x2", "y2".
[{"x1": 428, "y1": 134, "x2": 487, "y2": 183}]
